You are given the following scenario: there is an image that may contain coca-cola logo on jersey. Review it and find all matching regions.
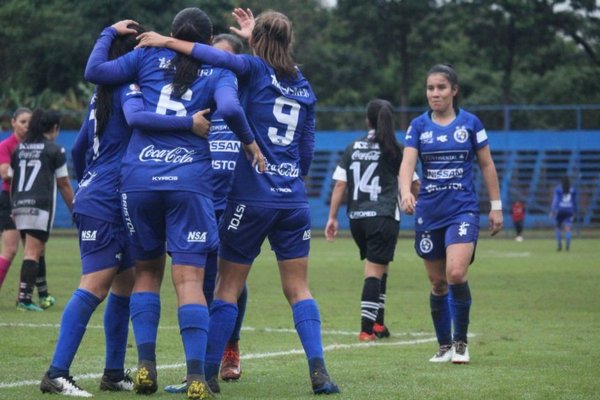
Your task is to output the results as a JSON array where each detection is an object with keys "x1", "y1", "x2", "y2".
[
  {"x1": 139, "y1": 145, "x2": 195, "y2": 163},
  {"x1": 351, "y1": 150, "x2": 380, "y2": 161},
  {"x1": 255, "y1": 161, "x2": 299, "y2": 177}
]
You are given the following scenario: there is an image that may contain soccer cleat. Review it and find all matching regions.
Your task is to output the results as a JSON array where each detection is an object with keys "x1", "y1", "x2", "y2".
[
  {"x1": 164, "y1": 379, "x2": 188, "y2": 394},
  {"x1": 207, "y1": 375, "x2": 220, "y2": 394},
  {"x1": 186, "y1": 376, "x2": 212, "y2": 400},
  {"x1": 429, "y1": 344, "x2": 453, "y2": 363},
  {"x1": 17, "y1": 301, "x2": 44, "y2": 312},
  {"x1": 40, "y1": 373, "x2": 93, "y2": 397},
  {"x1": 100, "y1": 372, "x2": 134, "y2": 391},
  {"x1": 310, "y1": 366, "x2": 340, "y2": 395},
  {"x1": 358, "y1": 331, "x2": 376, "y2": 342},
  {"x1": 39, "y1": 295, "x2": 56, "y2": 309},
  {"x1": 134, "y1": 360, "x2": 158, "y2": 394},
  {"x1": 452, "y1": 341, "x2": 470, "y2": 364},
  {"x1": 220, "y1": 341, "x2": 241, "y2": 381},
  {"x1": 373, "y1": 323, "x2": 390, "y2": 338}
]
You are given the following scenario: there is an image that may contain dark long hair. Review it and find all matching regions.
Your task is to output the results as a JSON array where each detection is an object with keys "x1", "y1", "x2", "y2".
[
  {"x1": 366, "y1": 99, "x2": 403, "y2": 169},
  {"x1": 561, "y1": 176, "x2": 570, "y2": 194},
  {"x1": 170, "y1": 8, "x2": 213, "y2": 97},
  {"x1": 26, "y1": 109, "x2": 61, "y2": 143},
  {"x1": 95, "y1": 23, "x2": 146, "y2": 137},
  {"x1": 213, "y1": 33, "x2": 243, "y2": 54},
  {"x1": 251, "y1": 11, "x2": 296, "y2": 80}
]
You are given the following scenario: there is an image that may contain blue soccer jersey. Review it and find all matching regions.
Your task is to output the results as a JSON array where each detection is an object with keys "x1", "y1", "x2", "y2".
[
  {"x1": 209, "y1": 113, "x2": 239, "y2": 211},
  {"x1": 190, "y1": 44, "x2": 317, "y2": 208},
  {"x1": 85, "y1": 27, "x2": 254, "y2": 197},
  {"x1": 551, "y1": 185, "x2": 577, "y2": 216},
  {"x1": 404, "y1": 109, "x2": 489, "y2": 230},
  {"x1": 73, "y1": 84, "x2": 194, "y2": 223}
]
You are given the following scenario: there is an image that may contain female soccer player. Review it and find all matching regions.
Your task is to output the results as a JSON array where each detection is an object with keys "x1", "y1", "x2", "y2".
[
  {"x1": 550, "y1": 176, "x2": 577, "y2": 251},
  {"x1": 137, "y1": 7, "x2": 340, "y2": 395},
  {"x1": 9, "y1": 109, "x2": 74, "y2": 312},
  {"x1": 85, "y1": 9, "x2": 263, "y2": 399},
  {"x1": 399, "y1": 64, "x2": 503, "y2": 364},
  {"x1": 164, "y1": 33, "x2": 250, "y2": 395},
  {"x1": 0, "y1": 107, "x2": 31, "y2": 292},
  {"x1": 40, "y1": 24, "x2": 210, "y2": 397},
  {"x1": 325, "y1": 99, "x2": 419, "y2": 341}
]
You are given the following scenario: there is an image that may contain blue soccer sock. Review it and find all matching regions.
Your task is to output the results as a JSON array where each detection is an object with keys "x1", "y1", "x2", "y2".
[
  {"x1": 565, "y1": 231, "x2": 572, "y2": 250},
  {"x1": 203, "y1": 251, "x2": 217, "y2": 306},
  {"x1": 293, "y1": 298, "x2": 324, "y2": 361},
  {"x1": 205, "y1": 300, "x2": 238, "y2": 380},
  {"x1": 103, "y1": 292, "x2": 130, "y2": 381},
  {"x1": 130, "y1": 292, "x2": 160, "y2": 362},
  {"x1": 430, "y1": 292, "x2": 452, "y2": 346},
  {"x1": 449, "y1": 282, "x2": 472, "y2": 343},
  {"x1": 178, "y1": 304, "x2": 209, "y2": 376},
  {"x1": 48, "y1": 289, "x2": 101, "y2": 378},
  {"x1": 230, "y1": 285, "x2": 248, "y2": 343},
  {"x1": 555, "y1": 228, "x2": 562, "y2": 249}
]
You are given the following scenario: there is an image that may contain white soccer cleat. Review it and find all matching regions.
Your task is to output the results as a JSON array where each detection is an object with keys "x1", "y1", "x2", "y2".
[
  {"x1": 452, "y1": 341, "x2": 470, "y2": 364},
  {"x1": 429, "y1": 344, "x2": 453, "y2": 363},
  {"x1": 516, "y1": 236, "x2": 524, "y2": 242},
  {"x1": 40, "y1": 373, "x2": 93, "y2": 397}
]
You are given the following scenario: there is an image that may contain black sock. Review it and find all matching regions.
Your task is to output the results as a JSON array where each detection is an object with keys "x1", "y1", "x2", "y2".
[
  {"x1": 375, "y1": 273, "x2": 388, "y2": 325},
  {"x1": 36, "y1": 256, "x2": 49, "y2": 298},
  {"x1": 361, "y1": 277, "x2": 381, "y2": 333},
  {"x1": 18, "y1": 259, "x2": 38, "y2": 304}
]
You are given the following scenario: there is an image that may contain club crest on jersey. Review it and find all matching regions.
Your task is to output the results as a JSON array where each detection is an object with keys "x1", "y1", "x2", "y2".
[
  {"x1": 419, "y1": 234, "x2": 433, "y2": 253},
  {"x1": 453, "y1": 126, "x2": 469, "y2": 143}
]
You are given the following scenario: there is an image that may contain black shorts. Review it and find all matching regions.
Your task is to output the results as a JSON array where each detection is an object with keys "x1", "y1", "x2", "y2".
[
  {"x1": 349, "y1": 216, "x2": 399, "y2": 265},
  {"x1": 20, "y1": 229, "x2": 50, "y2": 243},
  {"x1": 0, "y1": 191, "x2": 16, "y2": 231}
]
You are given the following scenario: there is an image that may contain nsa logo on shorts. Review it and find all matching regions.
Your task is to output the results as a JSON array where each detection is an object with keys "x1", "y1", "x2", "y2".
[
  {"x1": 187, "y1": 231, "x2": 207, "y2": 242},
  {"x1": 303, "y1": 230, "x2": 311, "y2": 240},
  {"x1": 419, "y1": 235, "x2": 433, "y2": 253},
  {"x1": 81, "y1": 230, "x2": 97, "y2": 241}
]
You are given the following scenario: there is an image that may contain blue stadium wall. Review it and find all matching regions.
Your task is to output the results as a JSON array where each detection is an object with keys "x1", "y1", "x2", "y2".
[{"x1": 2, "y1": 130, "x2": 599, "y2": 230}]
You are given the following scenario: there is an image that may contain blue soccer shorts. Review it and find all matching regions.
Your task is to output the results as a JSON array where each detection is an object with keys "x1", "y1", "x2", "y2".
[
  {"x1": 218, "y1": 203, "x2": 311, "y2": 265},
  {"x1": 75, "y1": 213, "x2": 133, "y2": 275},
  {"x1": 121, "y1": 191, "x2": 218, "y2": 267},
  {"x1": 555, "y1": 211, "x2": 574, "y2": 228},
  {"x1": 415, "y1": 219, "x2": 479, "y2": 262}
]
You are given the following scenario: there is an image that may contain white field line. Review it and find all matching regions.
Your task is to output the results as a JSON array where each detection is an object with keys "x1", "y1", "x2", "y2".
[
  {"x1": 0, "y1": 323, "x2": 433, "y2": 337},
  {"x1": 0, "y1": 334, "x2": 450, "y2": 390}
]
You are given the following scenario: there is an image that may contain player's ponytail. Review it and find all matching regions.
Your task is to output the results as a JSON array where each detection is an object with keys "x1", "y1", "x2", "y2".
[
  {"x1": 26, "y1": 109, "x2": 61, "y2": 143},
  {"x1": 96, "y1": 23, "x2": 146, "y2": 137},
  {"x1": 170, "y1": 8, "x2": 213, "y2": 97},
  {"x1": 367, "y1": 99, "x2": 402, "y2": 170}
]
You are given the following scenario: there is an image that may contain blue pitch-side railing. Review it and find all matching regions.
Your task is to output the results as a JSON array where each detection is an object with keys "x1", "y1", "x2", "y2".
[{"x1": 1, "y1": 129, "x2": 599, "y2": 230}]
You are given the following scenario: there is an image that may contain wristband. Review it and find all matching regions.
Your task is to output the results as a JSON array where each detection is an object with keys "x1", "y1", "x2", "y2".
[{"x1": 490, "y1": 200, "x2": 502, "y2": 211}]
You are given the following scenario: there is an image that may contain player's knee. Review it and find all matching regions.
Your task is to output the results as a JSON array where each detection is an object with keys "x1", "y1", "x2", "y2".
[{"x1": 430, "y1": 280, "x2": 448, "y2": 295}]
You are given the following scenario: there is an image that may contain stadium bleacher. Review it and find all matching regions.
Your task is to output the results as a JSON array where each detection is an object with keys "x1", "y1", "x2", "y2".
[{"x1": 1, "y1": 129, "x2": 599, "y2": 230}]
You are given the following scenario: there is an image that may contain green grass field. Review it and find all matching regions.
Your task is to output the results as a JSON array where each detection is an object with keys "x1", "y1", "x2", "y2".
[{"x1": 0, "y1": 234, "x2": 598, "y2": 399}]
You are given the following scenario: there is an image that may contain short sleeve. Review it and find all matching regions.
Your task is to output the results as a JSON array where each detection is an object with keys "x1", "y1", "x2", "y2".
[
  {"x1": 404, "y1": 122, "x2": 419, "y2": 149},
  {"x1": 54, "y1": 147, "x2": 69, "y2": 178},
  {"x1": 472, "y1": 115, "x2": 488, "y2": 150}
]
